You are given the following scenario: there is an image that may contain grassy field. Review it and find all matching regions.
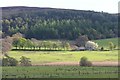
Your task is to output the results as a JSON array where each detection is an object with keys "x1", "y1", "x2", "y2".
[
  {"x1": 94, "y1": 38, "x2": 119, "y2": 49},
  {"x1": 2, "y1": 66, "x2": 119, "y2": 78},
  {"x1": 2, "y1": 38, "x2": 119, "y2": 78},
  {"x1": 8, "y1": 50, "x2": 118, "y2": 64},
  {"x1": 7, "y1": 38, "x2": 119, "y2": 64}
]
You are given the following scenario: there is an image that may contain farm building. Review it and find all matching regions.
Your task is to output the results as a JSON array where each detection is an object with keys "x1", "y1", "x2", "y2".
[
  {"x1": 76, "y1": 47, "x2": 86, "y2": 51},
  {"x1": 72, "y1": 46, "x2": 86, "y2": 51},
  {"x1": 85, "y1": 41, "x2": 98, "y2": 50}
]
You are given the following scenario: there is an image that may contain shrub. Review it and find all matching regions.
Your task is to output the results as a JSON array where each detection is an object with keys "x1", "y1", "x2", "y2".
[
  {"x1": 100, "y1": 47, "x2": 104, "y2": 51},
  {"x1": 19, "y1": 56, "x2": 32, "y2": 66},
  {"x1": 109, "y1": 42, "x2": 114, "y2": 50},
  {"x1": 8, "y1": 57, "x2": 18, "y2": 66},
  {"x1": 79, "y1": 57, "x2": 92, "y2": 67},
  {"x1": 2, "y1": 58, "x2": 9, "y2": 66},
  {"x1": 2, "y1": 56, "x2": 18, "y2": 66}
]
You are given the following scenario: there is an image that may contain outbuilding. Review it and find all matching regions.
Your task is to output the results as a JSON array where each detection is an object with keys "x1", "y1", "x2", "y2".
[{"x1": 76, "y1": 47, "x2": 86, "y2": 51}]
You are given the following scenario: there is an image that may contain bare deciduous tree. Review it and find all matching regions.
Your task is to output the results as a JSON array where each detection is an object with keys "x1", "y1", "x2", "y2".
[
  {"x1": 75, "y1": 35, "x2": 89, "y2": 47},
  {"x1": 2, "y1": 36, "x2": 13, "y2": 55}
]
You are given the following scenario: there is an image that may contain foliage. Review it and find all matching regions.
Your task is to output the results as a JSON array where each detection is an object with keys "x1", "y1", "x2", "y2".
[
  {"x1": 19, "y1": 56, "x2": 32, "y2": 66},
  {"x1": 1, "y1": 7, "x2": 118, "y2": 40},
  {"x1": 12, "y1": 32, "x2": 23, "y2": 38},
  {"x1": 79, "y1": 57, "x2": 92, "y2": 66},
  {"x1": 12, "y1": 37, "x2": 27, "y2": 49},
  {"x1": 2, "y1": 36, "x2": 13, "y2": 55},
  {"x1": 12, "y1": 33, "x2": 24, "y2": 49},
  {"x1": 75, "y1": 35, "x2": 89, "y2": 47},
  {"x1": 12, "y1": 35, "x2": 71, "y2": 50},
  {"x1": 100, "y1": 47, "x2": 104, "y2": 51},
  {"x1": 109, "y1": 42, "x2": 114, "y2": 50},
  {"x1": 2, "y1": 55, "x2": 18, "y2": 66},
  {"x1": 2, "y1": 55, "x2": 32, "y2": 66}
]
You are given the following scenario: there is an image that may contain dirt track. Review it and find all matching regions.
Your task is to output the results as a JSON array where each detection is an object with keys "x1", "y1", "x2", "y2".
[{"x1": 33, "y1": 61, "x2": 119, "y2": 66}]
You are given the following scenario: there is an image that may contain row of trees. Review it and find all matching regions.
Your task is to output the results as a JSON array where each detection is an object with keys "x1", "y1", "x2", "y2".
[
  {"x1": 2, "y1": 33, "x2": 116, "y2": 55},
  {"x1": 12, "y1": 33, "x2": 71, "y2": 50},
  {"x1": 13, "y1": 38, "x2": 71, "y2": 50}
]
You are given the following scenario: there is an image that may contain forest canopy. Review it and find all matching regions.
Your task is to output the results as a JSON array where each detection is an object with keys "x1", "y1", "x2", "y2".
[{"x1": 1, "y1": 6, "x2": 118, "y2": 40}]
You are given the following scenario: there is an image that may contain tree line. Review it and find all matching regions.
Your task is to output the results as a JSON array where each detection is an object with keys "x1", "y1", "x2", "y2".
[
  {"x1": 1, "y1": 33, "x2": 117, "y2": 55},
  {"x1": 13, "y1": 38, "x2": 71, "y2": 51},
  {"x1": 2, "y1": 33, "x2": 71, "y2": 51}
]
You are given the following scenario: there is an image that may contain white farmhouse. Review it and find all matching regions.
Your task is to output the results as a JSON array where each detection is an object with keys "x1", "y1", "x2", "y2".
[{"x1": 85, "y1": 41, "x2": 98, "y2": 50}]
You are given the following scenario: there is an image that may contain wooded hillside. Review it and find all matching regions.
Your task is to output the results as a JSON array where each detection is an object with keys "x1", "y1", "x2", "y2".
[{"x1": 1, "y1": 6, "x2": 118, "y2": 40}]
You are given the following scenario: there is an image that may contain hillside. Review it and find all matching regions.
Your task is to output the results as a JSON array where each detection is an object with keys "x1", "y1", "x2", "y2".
[
  {"x1": 94, "y1": 38, "x2": 119, "y2": 49},
  {"x1": 1, "y1": 6, "x2": 118, "y2": 40}
]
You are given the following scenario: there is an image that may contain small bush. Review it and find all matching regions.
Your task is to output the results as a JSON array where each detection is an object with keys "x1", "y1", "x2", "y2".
[
  {"x1": 79, "y1": 57, "x2": 92, "y2": 67},
  {"x1": 8, "y1": 57, "x2": 18, "y2": 66},
  {"x1": 19, "y1": 56, "x2": 32, "y2": 66},
  {"x1": 2, "y1": 58, "x2": 9, "y2": 66},
  {"x1": 100, "y1": 47, "x2": 104, "y2": 51},
  {"x1": 2, "y1": 56, "x2": 18, "y2": 66}
]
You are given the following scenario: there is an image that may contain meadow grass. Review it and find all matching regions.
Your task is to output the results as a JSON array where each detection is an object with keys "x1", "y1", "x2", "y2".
[
  {"x1": 7, "y1": 38, "x2": 119, "y2": 64},
  {"x1": 2, "y1": 38, "x2": 119, "y2": 78},
  {"x1": 2, "y1": 66, "x2": 119, "y2": 78},
  {"x1": 8, "y1": 50, "x2": 118, "y2": 64},
  {"x1": 94, "y1": 38, "x2": 119, "y2": 49}
]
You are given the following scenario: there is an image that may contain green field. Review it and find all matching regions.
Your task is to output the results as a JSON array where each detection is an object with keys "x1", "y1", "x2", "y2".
[
  {"x1": 6, "y1": 38, "x2": 118, "y2": 64},
  {"x1": 8, "y1": 50, "x2": 118, "y2": 64},
  {"x1": 94, "y1": 38, "x2": 119, "y2": 49},
  {"x1": 2, "y1": 66, "x2": 119, "y2": 78},
  {"x1": 7, "y1": 38, "x2": 119, "y2": 64},
  {"x1": 2, "y1": 38, "x2": 119, "y2": 78}
]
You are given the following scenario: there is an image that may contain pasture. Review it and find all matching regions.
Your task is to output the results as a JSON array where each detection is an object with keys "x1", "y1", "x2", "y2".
[
  {"x1": 8, "y1": 38, "x2": 119, "y2": 65},
  {"x1": 94, "y1": 38, "x2": 119, "y2": 49},
  {"x1": 8, "y1": 50, "x2": 118, "y2": 65},
  {"x1": 2, "y1": 38, "x2": 119, "y2": 78},
  {"x1": 2, "y1": 66, "x2": 119, "y2": 78}
]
